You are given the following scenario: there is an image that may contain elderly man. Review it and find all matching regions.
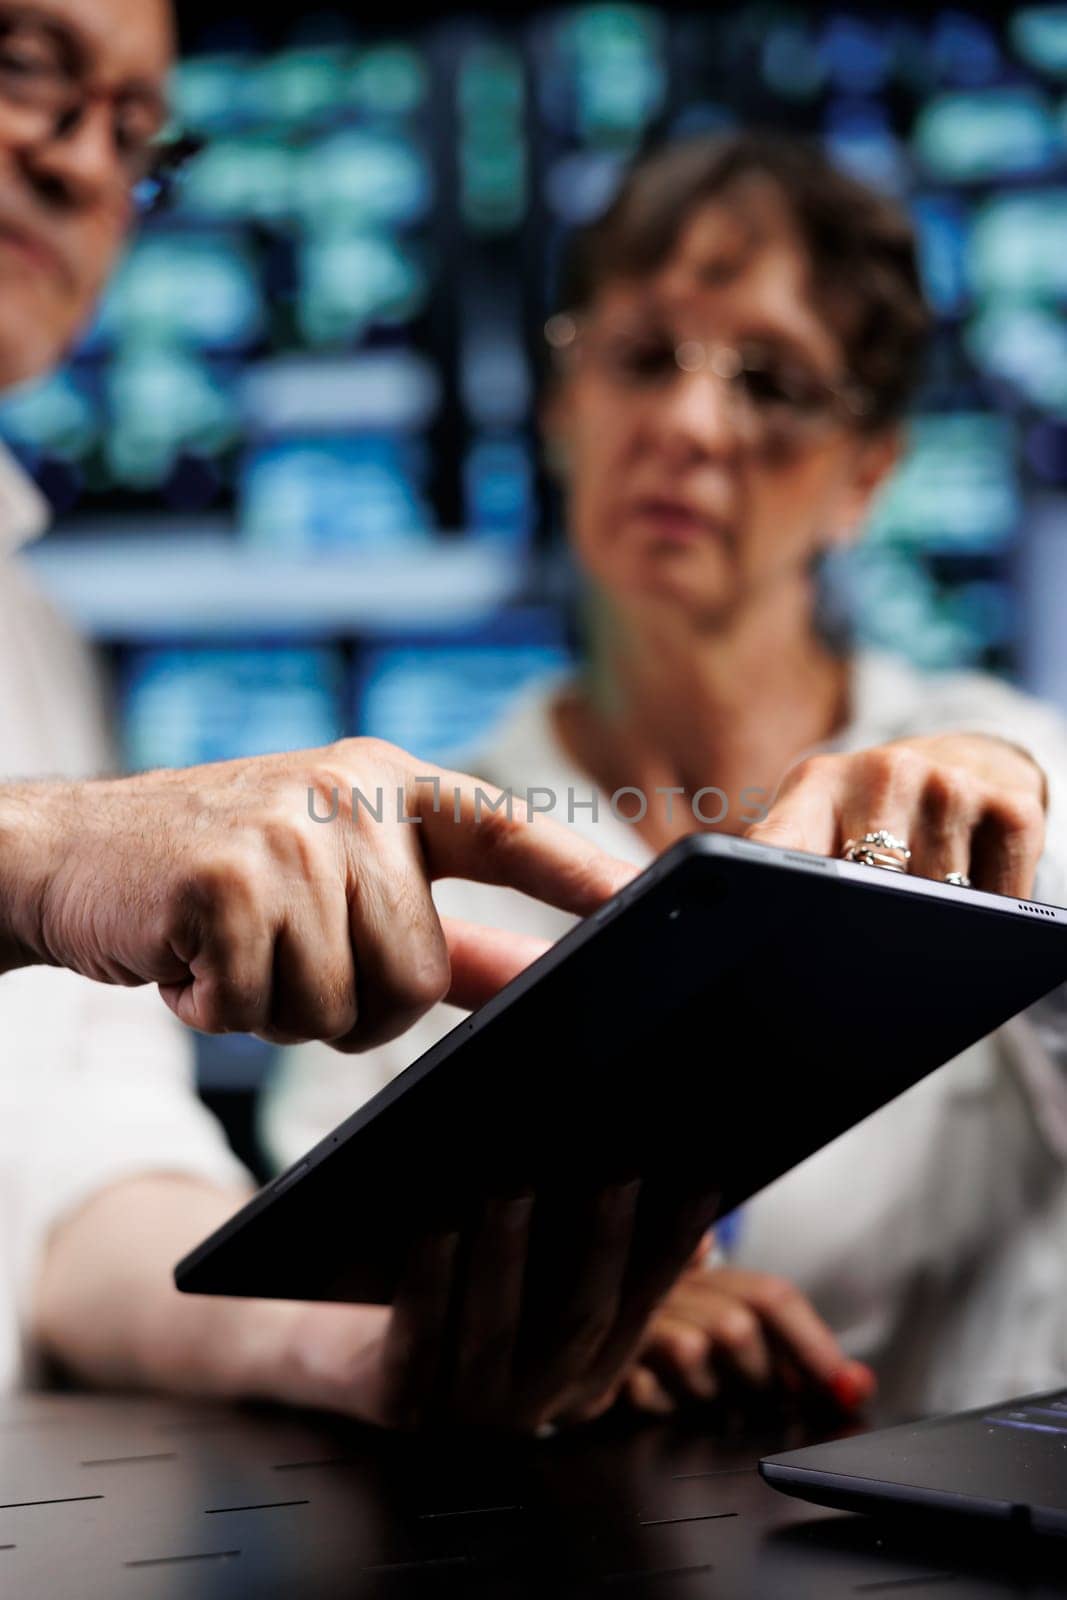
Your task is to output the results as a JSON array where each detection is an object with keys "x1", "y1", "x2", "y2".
[{"x1": 0, "y1": 7, "x2": 633, "y2": 1045}]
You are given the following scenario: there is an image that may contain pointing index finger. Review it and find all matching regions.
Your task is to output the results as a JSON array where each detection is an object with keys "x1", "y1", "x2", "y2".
[
  {"x1": 412, "y1": 765, "x2": 638, "y2": 917},
  {"x1": 745, "y1": 764, "x2": 843, "y2": 858}
]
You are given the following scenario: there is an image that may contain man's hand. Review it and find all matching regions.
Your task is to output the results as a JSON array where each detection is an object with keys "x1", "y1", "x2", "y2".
[
  {"x1": 606, "y1": 1254, "x2": 876, "y2": 1420},
  {"x1": 747, "y1": 732, "x2": 1047, "y2": 897},
  {"x1": 0, "y1": 739, "x2": 635, "y2": 1050}
]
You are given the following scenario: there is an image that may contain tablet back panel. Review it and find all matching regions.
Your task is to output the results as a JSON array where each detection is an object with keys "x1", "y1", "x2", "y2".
[{"x1": 177, "y1": 836, "x2": 1067, "y2": 1304}]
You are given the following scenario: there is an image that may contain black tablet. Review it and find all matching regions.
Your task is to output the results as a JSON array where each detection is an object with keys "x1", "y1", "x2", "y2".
[
  {"x1": 760, "y1": 1386, "x2": 1067, "y2": 1537},
  {"x1": 176, "y1": 832, "x2": 1067, "y2": 1306}
]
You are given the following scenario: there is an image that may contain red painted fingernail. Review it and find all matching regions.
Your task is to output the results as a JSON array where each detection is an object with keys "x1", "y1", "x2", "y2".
[
  {"x1": 828, "y1": 1368, "x2": 864, "y2": 1410},
  {"x1": 851, "y1": 1361, "x2": 877, "y2": 1398}
]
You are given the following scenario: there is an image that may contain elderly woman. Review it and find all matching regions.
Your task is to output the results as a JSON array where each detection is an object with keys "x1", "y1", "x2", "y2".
[{"x1": 263, "y1": 131, "x2": 1067, "y2": 1423}]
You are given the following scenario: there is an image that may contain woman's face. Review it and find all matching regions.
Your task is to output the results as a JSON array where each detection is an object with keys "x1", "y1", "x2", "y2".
[{"x1": 549, "y1": 181, "x2": 899, "y2": 629}]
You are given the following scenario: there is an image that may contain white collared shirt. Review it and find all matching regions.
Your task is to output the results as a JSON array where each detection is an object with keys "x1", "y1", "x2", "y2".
[
  {"x1": 0, "y1": 446, "x2": 249, "y2": 1393},
  {"x1": 262, "y1": 655, "x2": 1067, "y2": 1418}
]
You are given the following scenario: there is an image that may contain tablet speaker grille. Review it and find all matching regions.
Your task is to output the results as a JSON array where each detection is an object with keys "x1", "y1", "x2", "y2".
[{"x1": 1017, "y1": 902, "x2": 1057, "y2": 917}]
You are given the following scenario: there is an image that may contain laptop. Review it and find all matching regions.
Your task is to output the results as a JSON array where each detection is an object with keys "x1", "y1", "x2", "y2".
[{"x1": 761, "y1": 1386, "x2": 1067, "y2": 1537}]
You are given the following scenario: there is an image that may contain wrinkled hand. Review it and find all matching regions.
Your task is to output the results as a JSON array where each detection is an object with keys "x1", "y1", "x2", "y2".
[
  {"x1": 252, "y1": 1184, "x2": 719, "y2": 1434},
  {"x1": 748, "y1": 732, "x2": 1047, "y2": 896},
  {"x1": 0, "y1": 739, "x2": 635, "y2": 1049},
  {"x1": 610, "y1": 1253, "x2": 876, "y2": 1420}
]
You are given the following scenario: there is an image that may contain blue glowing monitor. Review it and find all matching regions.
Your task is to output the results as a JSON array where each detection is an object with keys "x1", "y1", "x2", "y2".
[
  {"x1": 357, "y1": 619, "x2": 572, "y2": 764},
  {"x1": 969, "y1": 191, "x2": 1067, "y2": 300},
  {"x1": 122, "y1": 645, "x2": 344, "y2": 772},
  {"x1": 97, "y1": 229, "x2": 264, "y2": 351},
  {"x1": 867, "y1": 413, "x2": 1019, "y2": 553},
  {"x1": 241, "y1": 437, "x2": 433, "y2": 552},
  {"x1": 914, "y1": 87, "x2": 1057, "y2": 183}
]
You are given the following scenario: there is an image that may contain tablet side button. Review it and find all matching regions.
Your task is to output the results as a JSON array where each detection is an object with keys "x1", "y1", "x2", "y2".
[
  {"x1": 272, "y1": 1162, "x2": 309, "y2": 1196},
  {"x1": 783, "y1": 852, "x2": 829, "y2": 872}
]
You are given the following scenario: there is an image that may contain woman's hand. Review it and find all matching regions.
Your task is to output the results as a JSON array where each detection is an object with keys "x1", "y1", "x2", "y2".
[
  {"x1": 747, "y1": 732, "x2": 1047, "y2": 896},
  {"x1": 605, "y1": 1254, "x2": 876, "y2": 1420}
]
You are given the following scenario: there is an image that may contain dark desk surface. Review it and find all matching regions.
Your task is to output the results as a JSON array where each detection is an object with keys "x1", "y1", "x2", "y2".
[{"x1": 1, "y1": 1392, "x2": 1066, "y2": 1599}]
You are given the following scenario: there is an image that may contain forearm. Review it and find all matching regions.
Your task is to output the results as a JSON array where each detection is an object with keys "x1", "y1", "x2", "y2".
[
  {"x1": 30, "y1": 1174, "x2": 295, "y2": 1400},
  {"x1": 0, "y1": 782, "x2": 59, "y2": 975}
]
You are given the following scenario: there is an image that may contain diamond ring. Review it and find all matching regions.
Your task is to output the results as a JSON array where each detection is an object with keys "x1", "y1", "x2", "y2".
[{"x1": 841, "y1": 830, "x2": 912, "y2": 871}]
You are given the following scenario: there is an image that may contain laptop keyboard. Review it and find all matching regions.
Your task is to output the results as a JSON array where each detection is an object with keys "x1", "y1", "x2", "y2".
[{"x1": 984, "y1": 1390, "x2": 1067, "y2": 1439}]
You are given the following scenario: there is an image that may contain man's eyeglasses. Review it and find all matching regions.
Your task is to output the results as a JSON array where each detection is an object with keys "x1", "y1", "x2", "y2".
[
  {"x1": 130, "y1": 133, "x2": 203, "y2": 219},
  {"x1": 545, "y1": 312, "x2": 874, "y2": 446},
  {"x1": 0, "y1": 5, "x2": 201, "y2": 216}
]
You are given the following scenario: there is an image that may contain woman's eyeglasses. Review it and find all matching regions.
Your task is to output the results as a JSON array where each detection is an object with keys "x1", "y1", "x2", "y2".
[
  {"x1": 0, "y1": 5, "x2": 201, "y2": 216},
  {"x1": 545, "y1": 312, "x2": 874, "y2": 444}
]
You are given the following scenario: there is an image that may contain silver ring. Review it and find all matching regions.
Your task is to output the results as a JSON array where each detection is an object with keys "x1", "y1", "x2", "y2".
[
  {"x1": 842, "y1": 830, "x2": 912, "y2": 870},
  {"x1": 863, "y1": 852, "x2": 909, "y2": 873},
  {"x1": 944, "y1": 872, "x2": 972, "y2": 888}
]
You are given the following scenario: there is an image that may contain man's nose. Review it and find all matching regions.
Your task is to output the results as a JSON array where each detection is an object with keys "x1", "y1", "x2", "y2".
[{"x1": 18, "y1": 101, "x2": 123, "y2": 211}]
